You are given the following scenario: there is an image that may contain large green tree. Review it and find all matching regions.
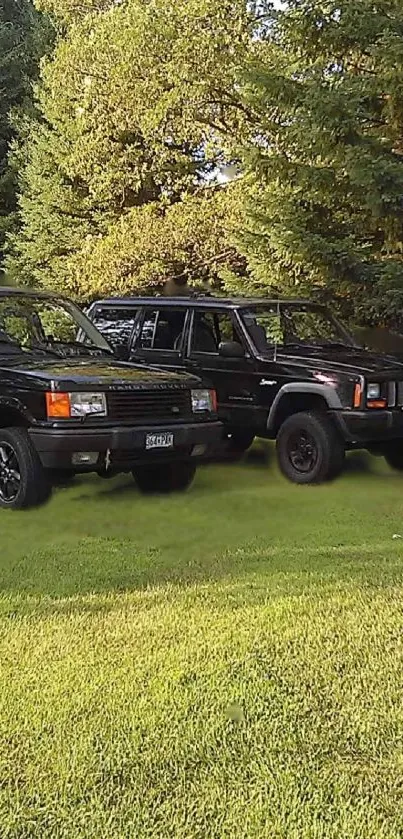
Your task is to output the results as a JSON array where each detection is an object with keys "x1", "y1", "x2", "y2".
[
  {"x1": 0, "y1": 0, "x2": 47, "y2": 278},
  {"x1": 8, "y1": 0, "x2": 253, "y2": 298},
  {"x1": 235, "y1": 0, "x2": 403, "y2": 326}
]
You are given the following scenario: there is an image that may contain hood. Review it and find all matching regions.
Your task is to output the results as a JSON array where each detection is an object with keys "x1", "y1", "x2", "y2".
[
  {"x1": 0, "y1": 356, "x2": 200, "y2": 390},
  {"x1": 274, "y1": 345, "x2": 403, "y2": 378}
]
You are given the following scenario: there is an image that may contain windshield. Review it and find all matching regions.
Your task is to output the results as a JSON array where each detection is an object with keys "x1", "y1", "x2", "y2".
[
  {"x1": 0, "y1": 294, "x2": 112, "y2": 357},
  {"x1": 241, "y1": 305, "x2": 357, "y2": 352}
]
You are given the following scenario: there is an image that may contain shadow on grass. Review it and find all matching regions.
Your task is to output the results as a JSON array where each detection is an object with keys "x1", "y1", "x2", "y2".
[
  {"x1": 2, "y1": 539, "x2": 403, "y2": 619},
  {"x1": 244, "y1": 443, "x2": 271, "y2": 467},
  {"x1": 343, "y1": 451, "x2": 375, "y2": 475},
  {"x1": 2, "y1": 513, "x2": 403, "y2": 612},
  {"x1": 1, "y1": 449, "x2": 402, "y2": 609}
]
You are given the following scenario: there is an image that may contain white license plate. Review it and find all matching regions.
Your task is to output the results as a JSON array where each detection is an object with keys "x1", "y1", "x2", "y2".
[{"x1": 145, "y1": 432, "x2": 174, "y2": 450}]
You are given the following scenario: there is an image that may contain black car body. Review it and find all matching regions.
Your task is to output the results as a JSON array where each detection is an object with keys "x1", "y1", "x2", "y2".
[
  {"x1": 0, "y1": 289, "x2": 221, "y2": 509},
  {"x1": 87, "y1": 295, "x2": 403, "y2": 484}
]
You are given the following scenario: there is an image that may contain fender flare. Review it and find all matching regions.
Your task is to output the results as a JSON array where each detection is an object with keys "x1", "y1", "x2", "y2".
[
  {"x1": 0, "y1": 396, "x2": 34, "y2": 425},
  {"x1": 267, "y1": 383, "x2": 342, "y2": 433}
]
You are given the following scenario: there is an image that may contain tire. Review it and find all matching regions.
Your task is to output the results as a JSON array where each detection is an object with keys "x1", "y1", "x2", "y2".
[
  {"x1": 225, "y1": 430, "x2": 255, "y2": 457},
  {"x1": 276, "y1": 411, "x2": 345, "y2": 485},
  {"x1": 384, "y1": 445, "x2": 403, "y2": 472},
  {"x1": 0, "y1": 428, "x2": 51, "y2": 510},
  {"x1": 133, "y1": 462, "x2": 197, "y2": 494}
]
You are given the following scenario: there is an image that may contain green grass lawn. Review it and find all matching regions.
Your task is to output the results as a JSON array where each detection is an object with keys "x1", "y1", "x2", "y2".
[{"x1": 1, "y1": 447, "x2": 403, "y2": 838}]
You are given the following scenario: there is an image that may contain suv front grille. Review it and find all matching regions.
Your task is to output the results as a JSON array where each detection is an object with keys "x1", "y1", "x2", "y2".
[{"x1": 107, "y1": 389, "x2": 192, "y2": 423}]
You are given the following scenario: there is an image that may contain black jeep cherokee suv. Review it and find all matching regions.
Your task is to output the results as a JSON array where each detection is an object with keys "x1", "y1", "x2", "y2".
[
  {"x1": 0, "y1": 288, "x2": 221, "y2": 509},
  {"x1": 87, "y1": 295, "x2": 403, "y2": 485}
]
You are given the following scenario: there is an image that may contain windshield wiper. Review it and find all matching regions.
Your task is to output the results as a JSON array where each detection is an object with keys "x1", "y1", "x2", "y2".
[{"x1": 24, "y1": 341, "x2": 61, "y2": 358}]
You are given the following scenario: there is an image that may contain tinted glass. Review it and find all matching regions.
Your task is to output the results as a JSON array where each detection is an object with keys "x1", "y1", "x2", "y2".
[
  {"x1": 191, "y1": 312, "x2": 241, "y2": 354},
  {"x1": 0, "y1": 295, "x2": 110, "y2": 354},
  {"x1": 242, "y1": 305, "x2": 355, "y2": 350},
  {"x1": 138, "y1": 309, "x2": 187, "y2": 351},
  {"x1": 91, "y1": 307, "x2": 138, "y2": 349}
]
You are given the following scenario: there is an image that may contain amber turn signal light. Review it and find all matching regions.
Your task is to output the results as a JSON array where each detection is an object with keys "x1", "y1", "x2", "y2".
[
  {"x1": 353, "y1": 383, "x2": 362, "y2": 408},
  {"x1": 46, "y1": 392, "x2": 71, "y2": 418},
  {"x1": 367, "y1": 399, "x2": 387, "y2": 409}
]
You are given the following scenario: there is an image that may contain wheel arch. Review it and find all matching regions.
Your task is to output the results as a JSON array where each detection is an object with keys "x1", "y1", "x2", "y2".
[
  {"x1": 267, "y1": 384, "x2": 341, "y2": 436},
  {"x1": 0, "y1": 398, "x2": 31, "y2": 429}
]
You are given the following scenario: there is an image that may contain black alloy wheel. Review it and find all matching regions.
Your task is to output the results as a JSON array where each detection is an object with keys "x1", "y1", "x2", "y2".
[
  {"x1": 287, "y1": 429, "x2": 319, "y2": 474},
  {"x1": 276, "y1": 411, "x2": 345, "y2": 485},
  {"x1": 0, "y1": 442, "x2": 21, "y2": 505},
  {"x1": 0, "y1": 428, "x2": 51, "y2": 510}
]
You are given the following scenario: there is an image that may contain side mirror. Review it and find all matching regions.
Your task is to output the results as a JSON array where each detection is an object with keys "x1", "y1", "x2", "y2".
[{"x1": 219, "y1": 340, "x2": 245, "y2": 359}]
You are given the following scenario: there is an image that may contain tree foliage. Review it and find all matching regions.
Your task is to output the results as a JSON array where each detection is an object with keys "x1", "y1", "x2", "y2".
[
  {"x1": 0, "y1": 0, "x2": 48, "y2": 277},
  {"x1": 234, "y1": 0, "x2": 403, "y2": 325},
  {"x1": 11, "y1": 0, "x2": 403, "y2": 325},
  {"x1": 7, "y1": 0, "x2": 253, "y2": 297}
]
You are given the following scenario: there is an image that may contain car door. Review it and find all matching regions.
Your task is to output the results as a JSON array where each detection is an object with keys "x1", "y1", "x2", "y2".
[
  {"x1": 129, "y1": 305, "x2": 189, "y2": 374},
  {"x1": 183, "y1": 308, "x2": 263, "y2": 431}
]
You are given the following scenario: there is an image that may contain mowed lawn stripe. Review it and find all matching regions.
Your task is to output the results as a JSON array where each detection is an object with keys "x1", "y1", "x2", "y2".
[{"x1": 0, "y1": 455, "x2": 402, "y2": 837}]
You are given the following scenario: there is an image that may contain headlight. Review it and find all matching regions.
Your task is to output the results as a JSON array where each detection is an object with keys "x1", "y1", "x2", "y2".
[
  {"x1": 46, "y1": 391, "x2": 107, "y2": 418},
  {"x1": 70, "y1": 392, "x2": 107, "y2": 417},
  {"x1": 367, "y1": 383, "x2": 381, "y2": 400},
  {"x1": 191, "y1": 389, "x2": 216, "y2": 413}
]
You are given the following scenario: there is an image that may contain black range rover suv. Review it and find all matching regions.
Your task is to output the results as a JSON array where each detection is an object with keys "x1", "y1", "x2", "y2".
[
  {"x1": 87, "y1": 295, "x2": 403, "y2": 484},
  {"x1": 0, "y1": 288, "x2": 221, "y2": 509}
]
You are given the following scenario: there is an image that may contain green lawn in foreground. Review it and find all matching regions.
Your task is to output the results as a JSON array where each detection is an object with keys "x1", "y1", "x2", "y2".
[{"x1": 1, "y1": 447, "x2": 403, "y2": 838}]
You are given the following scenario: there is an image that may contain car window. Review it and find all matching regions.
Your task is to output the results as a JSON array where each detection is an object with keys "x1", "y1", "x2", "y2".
[
  {"x1": 0, "y1": 299, "x2": 92, "y2": 346},
  {"x1": 91, "y1": 306, "x2": 138, "y2": 349},
  {"x1": 245, "y1": 310, "x2": 283, "y2": 348},
  {"x1": 191, "y1": 312, "x2": 241, "y2": 354},
  {"x1": 242, "y1": 305, "x2": 353, "y2": 350},
  {"x1": 138, "y1": 309, "x2": 187, "y2": 351}
]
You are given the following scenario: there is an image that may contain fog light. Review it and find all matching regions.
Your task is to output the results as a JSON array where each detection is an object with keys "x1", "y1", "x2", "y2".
[
  {"x1": 71, "y1": 452, "x2": 99, "y2": 466},
  {"x1": 192, "y1": 444, "x2": 207, "y2": 457}
]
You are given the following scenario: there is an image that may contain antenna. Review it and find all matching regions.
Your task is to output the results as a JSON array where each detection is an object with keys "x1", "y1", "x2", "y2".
[{"x1": 274, "y1": 299, "x2": 280, "y2": 363}]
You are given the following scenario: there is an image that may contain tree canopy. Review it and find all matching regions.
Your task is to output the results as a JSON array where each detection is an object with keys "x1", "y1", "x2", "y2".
[
  {"x1": 235, "y1": 0, "x2": 403, "y2": 325},
  {"x1": 7, "y1": 0, "x2": 253, "y2": 298},
  {"x1": 0, "y1": 0, "x2": 48, "y2": 277},
  {"x1": 7, "y1": 0, "x2": 403, "y2": 326}
]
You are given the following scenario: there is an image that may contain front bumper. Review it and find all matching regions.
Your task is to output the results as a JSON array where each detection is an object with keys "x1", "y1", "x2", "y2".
[
  {"x1": 29, "y1": 421, "x2": 222, "y2": 471},
  {"x1": 333, "y1": 408, "x2": 403, "y2": 444}
]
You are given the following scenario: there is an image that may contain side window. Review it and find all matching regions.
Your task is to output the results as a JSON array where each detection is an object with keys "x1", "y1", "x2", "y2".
[
  {"x1": 253, "y1": 313, "x2": 283, "y2": 346},
  {"x1": 191, "y1": 312, "x2": 242, "y2": 354},
  {"x1": 0, "y1": 301, "x2": 84, "y2": 346},
  {"x1": 138, "y1": 309, "x2": 187, "y2": 351},
  {"x1": 91, "y1": 307, "x2": 138, "y2": 349},
  {"x1": 243, "y1": 309, "x2": 283, "y2": 350}
]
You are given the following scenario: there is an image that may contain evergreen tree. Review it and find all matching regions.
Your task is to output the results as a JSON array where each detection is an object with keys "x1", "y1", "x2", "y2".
[
  {"x1": 235, "y1": 0, "x2": 403, "y2": 326},
  {"x1": 0, "y1": 0, "x2": 48, "y2": 278}
]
